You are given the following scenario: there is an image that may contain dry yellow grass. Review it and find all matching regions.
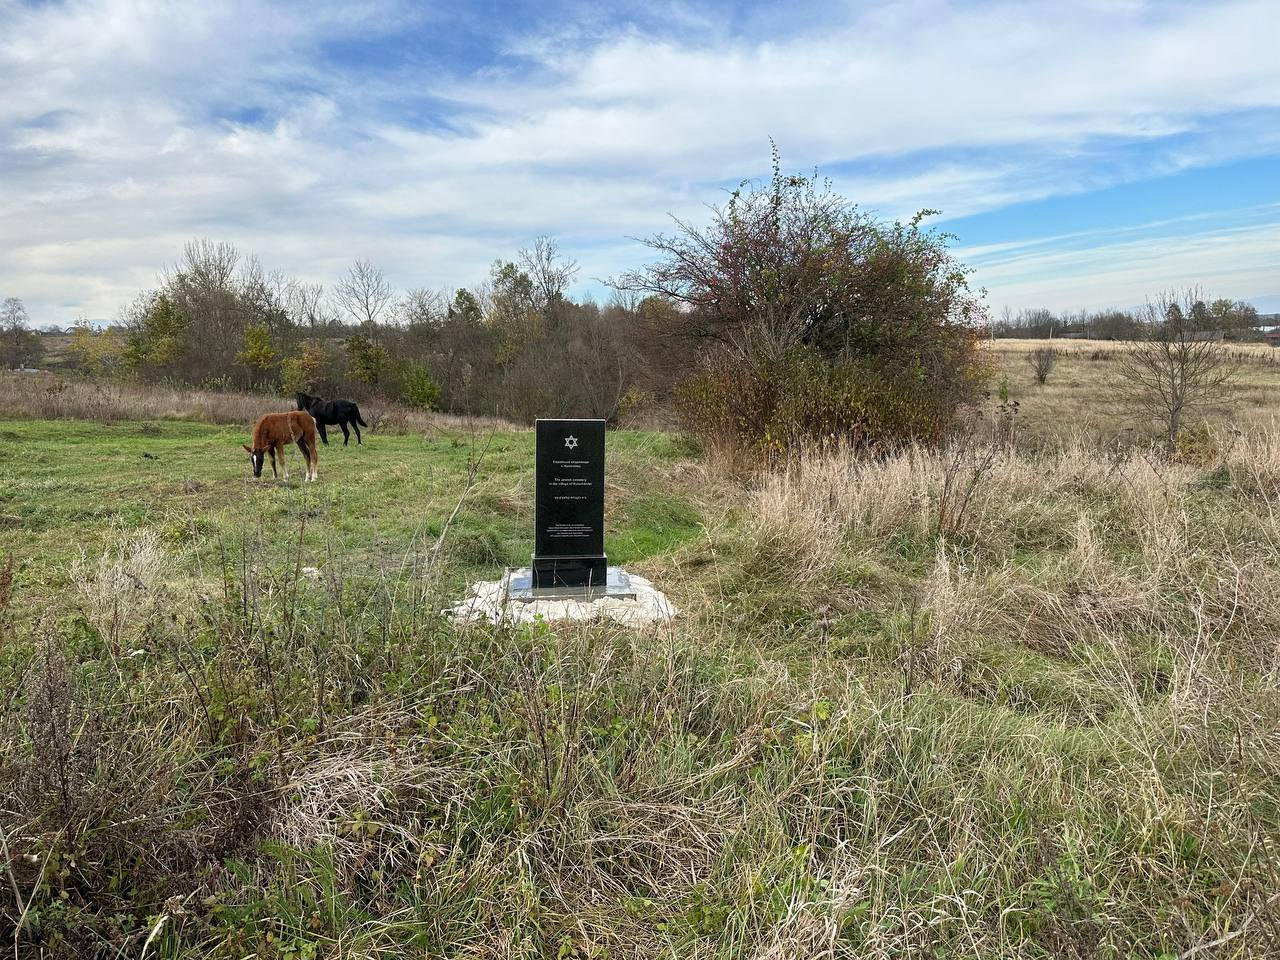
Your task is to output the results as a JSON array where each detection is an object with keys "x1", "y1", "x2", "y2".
[
  {"x1": 985, "y1": 338, "x2": 1280, "y2": 442},
  {"x1": 0, "y1": 370, "x2": 510, "y2": 433}
]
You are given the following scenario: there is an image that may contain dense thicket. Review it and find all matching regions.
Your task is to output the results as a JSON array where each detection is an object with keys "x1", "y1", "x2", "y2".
[
  {"x1": 615, "y1": 155, "x2": 990, "y2": 457},
  {"x1": 56, "y1": 169, "x2": 995, "y2": 445},
  {"x1": 18, "y1": 157, "x2": 1266, "y2": 443},
  {"x1": 83, "y1": 239, "x2": 655, "y2": 424}
]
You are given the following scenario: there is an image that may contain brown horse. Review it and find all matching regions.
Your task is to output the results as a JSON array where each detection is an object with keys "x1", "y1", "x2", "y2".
[{"x1": 243, "y1": 411, "x2": 318, "y2": 481}]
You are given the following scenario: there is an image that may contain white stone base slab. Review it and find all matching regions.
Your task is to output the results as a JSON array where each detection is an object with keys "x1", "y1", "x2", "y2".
[{"x1": 446, "y1": 567, "x2": 677, "y2": 626}]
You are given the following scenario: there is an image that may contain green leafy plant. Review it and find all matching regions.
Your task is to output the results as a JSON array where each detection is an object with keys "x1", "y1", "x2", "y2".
[
  {"x1": 396, "y1": 360, "x2": 442, "y2": 410},
  {"x1": 345, "y1": 333, "x2": 390, "y2": 385}
]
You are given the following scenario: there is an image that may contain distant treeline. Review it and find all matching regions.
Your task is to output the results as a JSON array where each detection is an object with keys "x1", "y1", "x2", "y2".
[
  {"x1": 992, "y1": 301, "x2": 1265, "y2": 340},
  {"x1": 15, "y1": 238, "x2": 691, "y2": 424}
]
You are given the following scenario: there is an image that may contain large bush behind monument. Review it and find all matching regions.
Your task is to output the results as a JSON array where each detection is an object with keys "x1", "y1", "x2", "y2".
[{"x1": 618, "y1": 152, "x2": 990, "y2": 459}]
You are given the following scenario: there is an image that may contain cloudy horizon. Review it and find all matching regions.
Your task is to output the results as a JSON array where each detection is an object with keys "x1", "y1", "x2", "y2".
[{"x1": 3, "y1": 0, "x2": 1279, "y2": 327}]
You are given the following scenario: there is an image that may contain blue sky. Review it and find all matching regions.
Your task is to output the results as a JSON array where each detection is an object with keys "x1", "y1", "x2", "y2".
[{"x1": 1, "y1": 0, "x2": 1278, "y2": 325}]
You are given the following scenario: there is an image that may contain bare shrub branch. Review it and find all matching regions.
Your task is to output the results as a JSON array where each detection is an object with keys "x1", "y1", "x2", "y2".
[{"x1": 1116, "y1": 289, "x2": 1241, "y2": 451}]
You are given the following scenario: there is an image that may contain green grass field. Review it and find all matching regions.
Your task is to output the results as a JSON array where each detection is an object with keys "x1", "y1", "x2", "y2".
[
  {"x1": 3, "y1": 399, "x2": 1280, "y2": 958},
  {"x1": 2, "y1": 419, "x2": 705, "y2": 608}
]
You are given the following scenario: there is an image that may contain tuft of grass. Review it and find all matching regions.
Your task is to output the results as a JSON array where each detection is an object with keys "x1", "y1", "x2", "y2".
[{"x1": 608, "y1": 492, "x2": 704, "y2": 564}]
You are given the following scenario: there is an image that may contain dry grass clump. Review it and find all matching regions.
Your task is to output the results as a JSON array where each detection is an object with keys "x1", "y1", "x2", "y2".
[
  {"x1": 749, "y1": 429, "x2": 1280, "y2": 659},
  {"x1": 747, "y1": 427, "x2": 1280, "y2": 728},
  {"x1": 70, "y1": 528, "x2": 172, "y2": 654},
  {"x1": 752, "y1": 447, "x2": 927, "y2": 564}
]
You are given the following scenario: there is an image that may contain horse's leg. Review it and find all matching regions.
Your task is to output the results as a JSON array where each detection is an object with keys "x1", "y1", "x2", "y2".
[
  {"x1": 317, "y1": 422, "x2": 329, "y2": 445},
  {"x1": 309, "y1": 435, "x2": 318, "y2": 480},
  {"x1": 351, "y1": 417, "x2": 362, "y2": 444},
  {"x1": 297, "y1": 437, "x2": 316, "y2": 481},
  {"x1": 340, "y1": 421, "x2": 350, "y2": 446},
  {"x1": 277, "y1": 441, "x2": 289, "y2": 481},
  {"x1": 269, "y1": 447, "x2": 278, "y2": 478}
]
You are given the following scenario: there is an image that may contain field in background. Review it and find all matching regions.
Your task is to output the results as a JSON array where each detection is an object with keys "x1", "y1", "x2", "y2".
[
  {"x1": 2, "y1": 370, "x2": 1280, "y2": 957},
  {"x1": 987, "y1": 338, "x2": 1280, "y2": 441}
]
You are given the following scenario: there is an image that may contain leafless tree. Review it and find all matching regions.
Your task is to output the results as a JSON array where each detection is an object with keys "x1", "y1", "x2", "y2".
[
  {"x1": 2, "y1": 297, "x2": 44, "y2": 369},
  {"x1": 398, "y1": 287, "x2": 447, "y2": 330},
  {"x1": 334, "y1": 259, "x2": 394, "y2": 330},
  {"x1": 1027, "y1": 346, "x2": 1057, "y2": 385},
  {"x1": 1, "y1": 296, "x2": 27, "y2": 330},
  {"x1": 285, "y1": 281, "x2": 330, "y2": 330},
  {"x1": 160, "y1": 241, "x2": 244, "y2": 382},
  {"x1": 1116, "y1": 289, "x2": 1240, "y2": 451},
  {"x1": 519, "y1": 235, "x2": 578, "y2": 309},
  {"x1": 174, "y1": 239, "x2": 239, "y2": 292}
]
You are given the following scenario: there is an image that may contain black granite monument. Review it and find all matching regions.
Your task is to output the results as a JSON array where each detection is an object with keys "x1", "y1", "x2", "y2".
[{"x1": 532, "y1": 418, "x2": 607, "y2": 590}]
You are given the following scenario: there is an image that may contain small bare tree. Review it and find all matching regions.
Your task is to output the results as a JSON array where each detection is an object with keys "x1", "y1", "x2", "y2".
[
  {"x1": 2, "y1": 296, "x2": 44, "y2": 369},
  {"x1": 397, "y1": 287, "x2": 447, "y2": 330},
  {"x1": 1116, "y1": 289, "x2": 1239, "y2": 451},
  {"x1": 1027, "y1": 346, "x2": 1057, "y2": 384},
  {"x1": 334, "y1": 259, "x2": 394, "y2": 330},
  {"x1": 519, "y1": 235, "x2": 579, "y2": 308},
  {"x1": 285, "y1": 281, "x2": 330, "y2": 330}
]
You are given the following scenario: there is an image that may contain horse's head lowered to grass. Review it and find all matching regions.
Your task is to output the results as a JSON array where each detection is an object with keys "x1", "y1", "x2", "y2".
[{"x1": 241, "y1": 443, "x2": 267, "y2": 477}]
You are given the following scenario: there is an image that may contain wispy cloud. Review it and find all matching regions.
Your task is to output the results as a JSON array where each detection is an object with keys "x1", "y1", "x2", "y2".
[
  {"x1": 961, "y1": 217, "x2": 1280, "y2": 312},
  {"x1": 1, "y1": 0, "x2": 1278, "y2": 323}
]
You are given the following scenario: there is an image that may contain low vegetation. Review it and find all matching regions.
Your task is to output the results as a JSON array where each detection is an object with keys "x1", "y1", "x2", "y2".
[
  {"x1": 1116, "y1": 292, "x2": 1244, "y2": 451},
  {"x1": 2, "y1": 378, "x2": 1280, "y2": 957},
  {"x1": 1026, "y1": 346, "x2": 1056, "y2": 385}
]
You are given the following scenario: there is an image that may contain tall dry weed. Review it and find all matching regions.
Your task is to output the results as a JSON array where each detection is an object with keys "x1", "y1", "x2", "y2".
[
  {"x1": 71, "y1": 528, "x2": 171, "y2": 653},
  {"x1": 752, "y1": 446, "x2": 929, "y2": 556}
]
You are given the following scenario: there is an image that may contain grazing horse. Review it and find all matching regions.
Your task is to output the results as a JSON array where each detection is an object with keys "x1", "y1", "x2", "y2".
[
  {"x1": 295, "y1": 392, "x2": 367, "y2": 446},
  {"x1": 243, "y1": 411, "x2": 318, "y2": 481}
]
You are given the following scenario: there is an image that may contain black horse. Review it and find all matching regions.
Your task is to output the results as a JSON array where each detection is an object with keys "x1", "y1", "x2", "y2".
[{"x1": 295, "y1": 392, "x2": 368, "y2": 446}]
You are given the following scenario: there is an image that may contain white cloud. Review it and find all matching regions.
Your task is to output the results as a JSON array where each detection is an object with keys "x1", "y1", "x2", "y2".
[
  {"x1": 1, "y1": 0, "x2": 1279, "y2": 324},
  {"x1": 961, "y1": 218, "x2": 1280, "y2": 312}
]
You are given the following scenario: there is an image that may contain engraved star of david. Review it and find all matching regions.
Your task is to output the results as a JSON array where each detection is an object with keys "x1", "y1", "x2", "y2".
[{"x1": 564, "y1": 435, "x2": 578, "y2": 450}]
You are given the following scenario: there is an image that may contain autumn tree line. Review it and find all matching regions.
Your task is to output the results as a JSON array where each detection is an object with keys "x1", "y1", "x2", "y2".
[
  {"x1": 992, "y1": 300, "x2": 1262, "y2": 340},
  {"x1": 4, "y1": 151, "x2": 1260, "y2": 458},
  {"x1": 38, "y1": 236, "x2": 658, "y2": 426}
]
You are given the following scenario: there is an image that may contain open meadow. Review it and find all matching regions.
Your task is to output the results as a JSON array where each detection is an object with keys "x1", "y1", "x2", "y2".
[
  {"x1": 986, "y1": 339, "x2": 1280, "y2": 442},
  {"x1": 2, "y1": 364, "x2": 1280, "y2": 958}
]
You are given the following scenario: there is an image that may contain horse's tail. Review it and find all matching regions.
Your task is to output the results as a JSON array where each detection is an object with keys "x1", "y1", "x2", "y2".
[{"x1": 354, "y1": 405, "x2": 367, "y2": 427}]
